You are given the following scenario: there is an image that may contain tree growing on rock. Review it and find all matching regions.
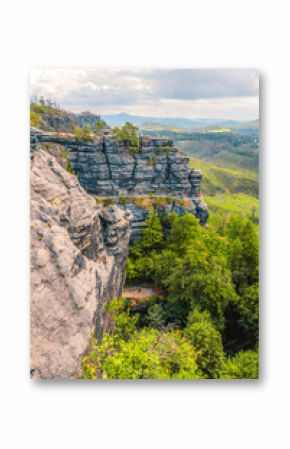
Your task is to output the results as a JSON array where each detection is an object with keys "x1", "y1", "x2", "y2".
[
  {"x1": 112, "y1": 122, "x2": 140, "y2": 153},
  {"x1": 73, "y1": 124, "x2": 92, "y2": 141}
]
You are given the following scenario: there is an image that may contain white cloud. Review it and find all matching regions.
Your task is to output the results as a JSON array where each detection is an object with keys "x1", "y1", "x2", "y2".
[{"x1": 30, "y1": 68, "x2": 259, "y2": 120}]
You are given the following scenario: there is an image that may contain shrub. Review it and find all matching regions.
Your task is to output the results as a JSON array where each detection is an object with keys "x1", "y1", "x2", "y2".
[
  {"x1": 237, "y1": 284, "x2": 259, "y2": 344},
  {"x1": 95, "y1": 120, "x2": 105, "y2": 131},
  {"x1": 103, "y1": 198, "x2": 114, "y2": 207},
  {"x1": 223, "y1": 350, "x2": 259, "y2": 379},
  {"x1": 30, "y1": 110, "x2": 42, "y2": 127},
  {"x1": 185, "y1": 309, "x2": 226, "y2": 378},
  {"x1": 144, "y1": 304, "x2": 166, "y2": 329},
  {"x1": 59, "y1": 148, "x2": 76, "y2": 175},
  {"x1": 154, "y1": 197, "x2": 170, "y2": 207},
  {"x1": 81, "y1": 125, "x2": 92, "y2": 141},
  {"x1": 66, "y1": 159, "x2": 76, "y2": 175},
  {"x1": 82, "y1": 329, "x2": 199, "y2": 379},
  {"x1": 119, "y1": 196, "x2": 128, "y2": 206},
  {"x1": 73, "y1": 124, "x2": 93, "y2": 141},
  {"x1": 146, "y1": 156, "x2": 155, "y2": 166},
  {"x1": 112, "y1": 122, "x2": 140, "y2": 154}
]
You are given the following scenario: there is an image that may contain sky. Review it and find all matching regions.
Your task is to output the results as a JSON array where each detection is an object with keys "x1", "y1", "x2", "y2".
[{"x1": 30, "y1": 68, "x2": 259, "y2": 121}]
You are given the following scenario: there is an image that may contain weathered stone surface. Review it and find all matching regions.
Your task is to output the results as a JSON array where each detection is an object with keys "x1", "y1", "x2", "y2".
[
  {"x1": 30, "y1": 149, "x2": 131, "y2": 379},
  {"x1": 31, "y1": 131, "x2": 208, "y2": 230},
  {"x1": 119, "y1": 198, "x2": 208, "y2": 238},
  {"x1": 34, "y1": 110, "x2": 105, "y2": 133}
]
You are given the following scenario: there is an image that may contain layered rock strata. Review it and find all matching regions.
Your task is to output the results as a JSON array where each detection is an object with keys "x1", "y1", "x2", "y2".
[
  {"x1": 30, "y1": 149, "x2": 131, "y2": 379},
  {"x1": 118, "y1": 200, "x2": 208, "y2": 238},
  {"x1": 31, "y1": 130, "x2": 208, "y2": 228}
]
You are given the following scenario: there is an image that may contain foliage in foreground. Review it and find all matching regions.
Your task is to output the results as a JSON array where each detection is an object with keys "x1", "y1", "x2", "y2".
[
  {"x1": 222, "y1": 351, "x2": 259, "y2": 379},
  {"x1": 82, "y1": 297, "x2": 258, "y2": 380},
  {"x1": 82, "y1": 208, "x2": 259, "y2": 380},
  {"x1": 82, "y1": 299, "x2": 199, "y2": 379}
]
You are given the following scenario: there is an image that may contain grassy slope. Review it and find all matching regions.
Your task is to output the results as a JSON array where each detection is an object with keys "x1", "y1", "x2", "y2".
[
  {"x1": 188, "y1": 157, "x2": 259, "y2": 221},
  {"x1": 205, "y1": 193, "x2": 259, "y2": 222},
  {"x1": 178, "y1": 137, "x2": 259, "y2": 172},
  {"x1": 189, "y1": 157, "x2": 259, "y2": 197}
]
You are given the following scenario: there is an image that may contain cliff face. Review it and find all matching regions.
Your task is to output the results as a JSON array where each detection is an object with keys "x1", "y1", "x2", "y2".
[
  {"x1": 32, "y1": 131, "x2": 208, "y2": 229},
  {"x1": 118, "y1": 200, "x2": 208, "y2": 238},
  {"x1": 69, "y1": 136, "x2": 202, "y2": 198},
  {"x1": 30, "y1": 149, "x2": 131, "y2": 379}
]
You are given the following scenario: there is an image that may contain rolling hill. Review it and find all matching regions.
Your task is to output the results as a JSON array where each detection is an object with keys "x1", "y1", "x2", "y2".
[{"x1": 189, "y1": 157, "x2": 258, "y2": 197}]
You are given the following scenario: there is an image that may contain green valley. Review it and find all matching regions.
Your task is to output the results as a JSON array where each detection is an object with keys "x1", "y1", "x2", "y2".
[{"x1": 188, "y1": 157, "x2": 258, "y2": 197}]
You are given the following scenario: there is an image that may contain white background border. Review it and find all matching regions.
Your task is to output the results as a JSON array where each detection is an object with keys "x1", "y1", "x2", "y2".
[{"x1": 0, "y1": 1, "x2": 289, "y2": 447}]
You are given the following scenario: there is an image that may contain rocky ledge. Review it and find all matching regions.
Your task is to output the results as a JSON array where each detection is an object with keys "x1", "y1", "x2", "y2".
[
  {"x1": 31, "y1": 130, "x2": 208, "y2": 229},
  {"x1": 30, "y1": 149, "x2": 131, "y2": 379}
]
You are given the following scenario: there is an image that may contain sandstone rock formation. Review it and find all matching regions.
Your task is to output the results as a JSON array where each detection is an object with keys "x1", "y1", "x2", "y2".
[
  {"x1": 31, "y1": 130, "x2": 209, "y2": 229},
  {"x1": 30, "y1": 149, "x2": 131, "y2": 379},
  {"x1": 118, "y1": 200, "x2": 208, "y2": 238},
  {"x1": 33, "y1": 109, "x2": 105, "y2": 132}
]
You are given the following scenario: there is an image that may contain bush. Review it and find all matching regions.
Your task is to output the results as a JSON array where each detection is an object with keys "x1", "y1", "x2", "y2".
[
  {"x1": 112, "y1": 122, "x2": 140, "y2": 154},
  {"x1": 102, "y1": 198, "x2": 114, "y2": 207},
  {"x1": 119, "y1": 196, "x2": 129, "y2": 205},
  {"x1": 144, "y1": 304, "x2": 166, "y2": 329},
  {"x1": 146, "y1": 156, "x2": 155, "y2": 166},
  {"x1": 82, "y1": 125, "x2": 92, "y2": 141},
  {"x1": 238, "y1": 284, "x2": 259, "y2": 344},
  {"x1": 185, "y1": 309, "x2": 226, "y2": 378},
  {"x1": 223, "y1": 350, "x2": 259, "y2": 379},
  {"x1": 82, "y1": 328, "x2": 199, "y2": 379},
  {"x1": 59, "y1": 148, "x2": 76, "y2": 175},
  {"x1": 95, "y1": 120, "x2": 105, "y2": 131},
  {"x1": 82, "y1": 297, "x2": 200, "y2": 379},
  {"x1": 73, "y1": 124, "x2": 92, "y2": 141},
  {"x1": 30, "y1": 110, "x2": 43, "y2": 127}
]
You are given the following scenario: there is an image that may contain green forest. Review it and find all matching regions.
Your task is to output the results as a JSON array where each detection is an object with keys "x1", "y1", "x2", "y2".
[
  {"x1": 30, "y1": 103, "x2": 259, "y2": 379},
  {"x1": 82, "y1": 206, "x2": 259, "y2": 379},
  {"x1": 80, "y1": 121, "x2": 259, "y2": 380}
]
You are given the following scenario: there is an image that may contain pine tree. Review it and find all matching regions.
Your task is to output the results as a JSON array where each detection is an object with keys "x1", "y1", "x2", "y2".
[{"x1": 141, "y1": 211, "x2": 163, "y2": 250}]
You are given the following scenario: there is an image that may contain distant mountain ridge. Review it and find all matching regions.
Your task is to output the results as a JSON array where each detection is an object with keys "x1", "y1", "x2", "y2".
[{"x1": 103, "y1": 113, "x2": 259, "y2": 131}]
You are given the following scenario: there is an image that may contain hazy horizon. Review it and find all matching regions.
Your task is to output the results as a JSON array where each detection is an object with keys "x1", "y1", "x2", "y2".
[
  {"x1": 101, "y1": 112, "x2": 259, "y2": 122},
  {"x1": 31, "y1": 68, "x2": 259, "y2": 121}
]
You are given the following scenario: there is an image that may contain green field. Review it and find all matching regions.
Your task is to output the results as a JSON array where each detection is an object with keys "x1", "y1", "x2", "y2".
[
  {"x1": 189, "y1": 157, "x2": 259, "y2": 197},
  {"x1": 205, "y1": 193, "x2": 259, "y2": 222}
]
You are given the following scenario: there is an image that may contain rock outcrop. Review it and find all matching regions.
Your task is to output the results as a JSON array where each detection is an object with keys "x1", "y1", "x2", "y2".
[
  {"x1": 32, "y1": 130, "x2": 208, "y2": 229},
  {"x1": 32, "y1": 108, "x2": 106, "y2": 133},
  {"x1": 118, "y1": 200, "x2": 208, "y2": 238},
  {"x1": 30, "y1": 149, "x2": 131, "y2": 379}
]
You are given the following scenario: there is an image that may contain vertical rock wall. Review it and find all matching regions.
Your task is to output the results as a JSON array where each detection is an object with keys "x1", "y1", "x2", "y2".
[
  {"x1": 30, "y1": 149, "x2": 132, "y2": 378},
  {"x1": 67, "y1": 136, "x2": 203, "y2": 198},
  {"x1": 31, "y1": 130, "x2": 208, "y2": 231}
]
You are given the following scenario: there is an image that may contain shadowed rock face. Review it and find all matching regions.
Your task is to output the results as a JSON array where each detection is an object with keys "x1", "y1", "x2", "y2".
[
  {"x1": 30, "y1": 150, "x2": 131, "y2": 379},
  {"x1": 31, "y1": 131, "x2": 208, "y2": 228},
  {"x1": 118, "y1": 200, "x2": 208, "y2": 238}
]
